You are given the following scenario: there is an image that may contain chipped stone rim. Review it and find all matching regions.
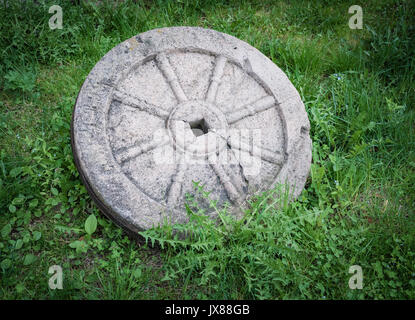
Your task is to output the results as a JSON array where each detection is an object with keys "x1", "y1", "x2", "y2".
[{"x1": 71, "y1": 26, "x2": 312, "y2": 233}]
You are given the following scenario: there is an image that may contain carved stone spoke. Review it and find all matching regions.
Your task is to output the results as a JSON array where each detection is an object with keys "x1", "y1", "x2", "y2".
[
  {"x1": 113, "y1": 89, "x2": 169, "y2": 119},
  {"x1": 226, "y1": 95, "x2": 276, "y2": 124},
  {"x1": 206, "y1": 55, "x2": 227, "y2": 103},
  {"x1": 166, "y1": 158, "x2": 187, "y2": 206},
  {"x1": 156, "y1": 52, "x2": 188, "y2": 103},
  {"x1": 114, "y1": 135, "x2": 169, "y2": 164},
  {"x1": 228, "y1": 136, "x2": 285, "y2": 166},
  {"x1": 209, "y1": 158, "x2": 244, "y2": 204}
]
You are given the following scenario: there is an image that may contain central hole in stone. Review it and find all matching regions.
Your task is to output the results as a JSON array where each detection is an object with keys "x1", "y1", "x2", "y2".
[{"x1": 189, "y1": 118, "x2": 208, "y2": 137}]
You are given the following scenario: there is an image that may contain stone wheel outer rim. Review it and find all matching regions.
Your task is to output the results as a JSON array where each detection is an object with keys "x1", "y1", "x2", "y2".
[{"x1": 70, "y1": 91, "x2": 142, "y2": 237}]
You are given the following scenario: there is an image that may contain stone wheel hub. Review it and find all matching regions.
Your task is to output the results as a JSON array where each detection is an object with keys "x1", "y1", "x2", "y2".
[
  {"x1": 71, "y1": 27, "x2": 312, "y2": 233},
  {"x1": 168, "y1": 99, "x2": 229, "y2": 155}
]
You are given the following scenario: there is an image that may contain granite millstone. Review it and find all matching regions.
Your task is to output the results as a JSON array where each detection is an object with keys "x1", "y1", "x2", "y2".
[{"x1": 71, "y1": 27, "x2": 312, "y2": 233}]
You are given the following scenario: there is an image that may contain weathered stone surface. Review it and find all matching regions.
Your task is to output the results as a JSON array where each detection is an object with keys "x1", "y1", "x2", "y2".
[{"x1": 71, "y1": 27, "x2": 312, "y2": 233}]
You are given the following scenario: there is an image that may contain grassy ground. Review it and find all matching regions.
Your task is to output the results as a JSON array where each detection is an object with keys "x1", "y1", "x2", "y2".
[{"x1": 0, "y1": 0, "x2": 414, "y2": 299}]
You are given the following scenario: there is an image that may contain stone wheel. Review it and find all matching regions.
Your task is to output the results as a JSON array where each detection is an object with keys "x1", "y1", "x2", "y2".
[{"x1": 72, "y1": 27, "x2": 312, "y2": 233}]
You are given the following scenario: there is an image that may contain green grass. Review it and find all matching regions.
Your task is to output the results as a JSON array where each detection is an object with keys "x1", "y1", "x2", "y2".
[{"x1": 1, "y1": 0, "x2": 414, "y2": 299}]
